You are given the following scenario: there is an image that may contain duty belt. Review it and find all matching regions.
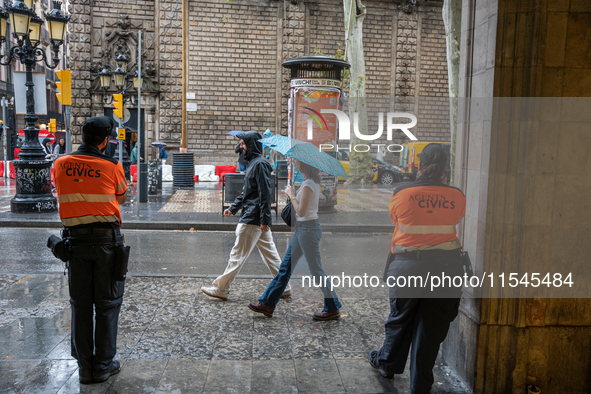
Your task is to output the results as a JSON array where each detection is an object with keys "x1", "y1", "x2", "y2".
[
  {"x1": 393, "y1": 248, "x2": 461, "y2": 260},
  {"x1": 63, "y1": 227, "x2": 115, "y2": 237},
  {"x1": 62, "y1": 227, "x2": 123, "y2": 247}
]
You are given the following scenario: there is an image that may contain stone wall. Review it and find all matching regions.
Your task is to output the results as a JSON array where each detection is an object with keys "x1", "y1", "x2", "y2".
[
  {"x1": 159, "y1": 0, "x2": 183, "y2": 146},
  {"x1": 71, "y1": 0, "x2": 449, "y2": 164},
  {"x1": 68, "y1": 0, "x2": 92, "y2": 142}
]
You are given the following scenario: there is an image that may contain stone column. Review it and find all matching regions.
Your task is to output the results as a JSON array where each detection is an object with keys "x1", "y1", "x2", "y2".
[
  {"x1": 444, "y1": 0, "x2": 591, "y2": 391},
  {"x1": 68, "y1": 0, "x2": 93, "y2": 146}
]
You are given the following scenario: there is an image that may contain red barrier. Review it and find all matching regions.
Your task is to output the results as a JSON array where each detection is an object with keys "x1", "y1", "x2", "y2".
[
  {"x1": 216, "y1": 165, "x2": 236, "y2": 181},
  {"x1": 131, "y1": 164, "x2": 137, "y2": 181},
  {"x1": 9, "y1": 162, "x2": 14, "y2": 179}
]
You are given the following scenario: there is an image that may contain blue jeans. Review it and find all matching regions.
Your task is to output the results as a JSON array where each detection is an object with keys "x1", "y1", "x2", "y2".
[{"x1": 258, "y1": 221, "x2": 341, "y2": 312}]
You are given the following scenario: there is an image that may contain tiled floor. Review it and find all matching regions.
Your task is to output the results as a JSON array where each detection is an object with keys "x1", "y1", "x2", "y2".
[{"x1": 0, "y1": 274, "x2": 470, "y2": 393}]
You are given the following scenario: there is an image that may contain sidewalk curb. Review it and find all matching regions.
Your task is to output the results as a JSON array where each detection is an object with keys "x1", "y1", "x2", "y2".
[{"x1": 0, "y1": 219, "x2": 393, "y2": 233}]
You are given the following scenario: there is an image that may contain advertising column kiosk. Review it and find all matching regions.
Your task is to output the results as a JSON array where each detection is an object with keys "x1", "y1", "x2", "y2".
[{"x1": 282, "y1": 56, "x2": 350, "y2": 212}]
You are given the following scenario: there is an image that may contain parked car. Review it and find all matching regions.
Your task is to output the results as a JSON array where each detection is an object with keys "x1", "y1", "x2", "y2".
[
  {"x1": 327, "y1": 150, "x2": 403, "y2": 185},
  {"x1": 372, "y1": 157, "x2": 403, "y2": 185}
]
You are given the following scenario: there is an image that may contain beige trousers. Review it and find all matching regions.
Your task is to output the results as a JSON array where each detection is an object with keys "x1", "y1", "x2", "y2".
[{"x1": 213, "y1": 223, "x2": 291, "y2": 292}]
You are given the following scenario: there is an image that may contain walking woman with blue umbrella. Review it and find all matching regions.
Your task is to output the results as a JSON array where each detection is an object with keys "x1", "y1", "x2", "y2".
[{"x1": 248, "y1": 136, "x2": 346, "y2": 320}]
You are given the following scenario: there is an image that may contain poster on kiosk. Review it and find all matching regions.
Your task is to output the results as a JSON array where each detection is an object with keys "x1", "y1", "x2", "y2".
[{"x1": 283, "y1": 56, "x2": 350, "y2": 212}]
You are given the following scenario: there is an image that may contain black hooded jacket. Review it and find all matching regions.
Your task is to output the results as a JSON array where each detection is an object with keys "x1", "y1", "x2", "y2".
[{"x1": 229, "y1": 131, "x2": 273, "y2": 226}]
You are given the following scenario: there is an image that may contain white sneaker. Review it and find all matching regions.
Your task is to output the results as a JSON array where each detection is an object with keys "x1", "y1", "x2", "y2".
[
  {"x1": 281, "y1": 290, "x2": 292, "y2": 298},
  {"x1": 201, "y1": 286, "x2": 229, "y2": 300}
]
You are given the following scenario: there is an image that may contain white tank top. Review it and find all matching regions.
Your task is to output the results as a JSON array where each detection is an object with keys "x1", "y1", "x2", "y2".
[{"x1": 295, "y1": 178, "x2": 320, "y2": 221}]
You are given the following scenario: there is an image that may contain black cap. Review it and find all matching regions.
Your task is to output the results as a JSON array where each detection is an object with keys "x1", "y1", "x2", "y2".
[
  {"x1": 82, "y1": 116, "x2": 115, "y2": 139},
  {"x1": 417, "y1": 143, "x2": 447, "y2": 167}
]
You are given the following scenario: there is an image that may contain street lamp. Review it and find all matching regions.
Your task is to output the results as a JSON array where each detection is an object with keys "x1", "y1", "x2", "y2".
[
  {"x1": 112, "y1": 66, "x2": 126, "y2": 89},
  {"x1": 98, "y1": 64, "x2": 112, "y2": 91},
  {"x1": 98, "y1": 63, "x2": 139, "y2": 106},
  {"x1": 115, "y1": 49, "x2": 128, "y2": 72},
  {"x1": 94, "y1": 52, "x2": 141, "y2": 181},
  {"x1": 44, "y1": 0, "x2": 68, "y2": 44},
  {"x1": 132, "y1": 69, "x2": 143, "y2": 90},
  {"x1": 0, "y1": 10, "x2": 8, "y2": 42},
  {"x1": 1, "y1": 0, "x2": 70, "y2": 213},
  {"x1": 28, "y1": 13, "x2": 43, "y2": 46},
  {"x1": 7, "y1": 0, "x2": 31, "y2": 39}
]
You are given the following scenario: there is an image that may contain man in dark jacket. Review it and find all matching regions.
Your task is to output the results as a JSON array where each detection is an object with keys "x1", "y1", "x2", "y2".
[{"x1": 201, "y1": 131, "x2": 291, "y2": 300}]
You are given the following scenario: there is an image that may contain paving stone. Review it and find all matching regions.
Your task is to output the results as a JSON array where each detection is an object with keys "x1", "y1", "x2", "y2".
[
  {"x1": 203, "y1": 360, "x2": 252, "y2": 393},
  {"x1": 45, "y1": 337, "x2": 75, "y2": 360},
  {"x1": 212, "y1": 338, "x2": 252, "y2": 360},
  {"x1": 155, "y1": 359, "x2": 209, "y2": 393},
  {"x1": 172, "y1": 331, "x2": 215, "y2": 361},
  {"x1": 7, "y1": 330, "x2": 68, "y2": 360},
  {"x1": 294, "y1": 358, "x2": 345, "y2": 393},
  {"x1": 56, "y1": 359, "x2": 131, "y2": 394},
  {"x1": 0, "y1": 360, "x2": 43, "y2": 389},
  {"x1": 107, "y1": 359, "x2": 168, "y2": 393},
  {"x1": 290, "y1": 334, "x2": 332, "y2": 359},
  {"x1": 12, "y1": 359, "x2": 78, "y2": 393},
  {"x1": 252, "y1": 359, "x2": 298, "y2": 393},
  {"x1": 253, "y1": 328, "x2": 293, "y2": 360},
  {"x1": 336, "y1": 358, "x2": 398, "y2": 393}
]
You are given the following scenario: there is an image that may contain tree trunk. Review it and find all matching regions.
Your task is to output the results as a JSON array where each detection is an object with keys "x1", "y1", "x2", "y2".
[
  {"x1": 442, "y1": 0, "x2": 461, "y2": 184},
  {"x1": 343, "y1": 0, "x2": 373, "y2": 184}
]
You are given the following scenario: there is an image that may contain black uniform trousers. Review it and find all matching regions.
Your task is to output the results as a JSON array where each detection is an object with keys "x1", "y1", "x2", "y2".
[
  {"x1": 67, "y1": 230, "x2": 125, "y2": 374},
  {"x1": 377, "y1": 249, "x2": 463, "y2": 394}
]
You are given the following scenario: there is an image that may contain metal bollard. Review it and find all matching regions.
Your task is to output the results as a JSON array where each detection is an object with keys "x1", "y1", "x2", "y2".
[{"x1": 148, "y1": 159, "x2": 158, "y2": 195}]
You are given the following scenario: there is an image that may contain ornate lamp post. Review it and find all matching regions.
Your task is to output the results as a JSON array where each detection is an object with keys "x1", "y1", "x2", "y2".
[
  {"x1": 95, "y1": 49, "x2": 143, "y2": 180},
  {"x1": 1, "y1": 0, "x2": 69, "y2": 213},
  {"x1": 98, "y1": 50, "x2": 141, "y2": 106}
]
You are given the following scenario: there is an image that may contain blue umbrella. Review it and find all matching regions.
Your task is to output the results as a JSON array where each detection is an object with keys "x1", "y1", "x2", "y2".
[
  {"x1": 260, "y1": 135, "x2": 347, "y2": 178},
  {"x1": 228, "y1": 130, "x2": 243, "y2": 137},
  {"x1": 150, "y1": 141, "x2": 167, "y2": 148}
]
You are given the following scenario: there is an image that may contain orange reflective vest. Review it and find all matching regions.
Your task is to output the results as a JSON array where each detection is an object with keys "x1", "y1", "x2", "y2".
[
  {"x1": 389, "y1": 178, "x2": 466, "y2": 252},
  {"x1": 54, "y1": 144, "x2": 127, "y2": 227}
]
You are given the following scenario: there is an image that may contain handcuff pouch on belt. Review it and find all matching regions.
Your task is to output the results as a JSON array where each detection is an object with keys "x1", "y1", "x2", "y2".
[
  {"x1": 460, "y1": 250, "x2": 474, "y2": 277},
  {"x1": 113, "y1": 234, "x2": 130, "y2": 281},
  {"x1": 46, "y1": 234, "x2": 71, "y2": 263}
]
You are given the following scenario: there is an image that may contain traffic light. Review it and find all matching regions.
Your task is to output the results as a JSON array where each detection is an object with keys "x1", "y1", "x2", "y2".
[
  {"x1": 49, "y1": 118, "x2": 56, "y2": 133},
  {"x1": 55, "y1": 69, "x2": 71, "y2": 106},
  {"x1": 113, "y1": 93, "x2": 123, "y2": 118}
]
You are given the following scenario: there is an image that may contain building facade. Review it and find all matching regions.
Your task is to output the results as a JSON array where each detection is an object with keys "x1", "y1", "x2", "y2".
[
  {"x1": 68, "y1": 0, "x2": 451, "y2": 164},
  {"x1": 0, "y1": 0, "x2": 67, "y2": 160}
]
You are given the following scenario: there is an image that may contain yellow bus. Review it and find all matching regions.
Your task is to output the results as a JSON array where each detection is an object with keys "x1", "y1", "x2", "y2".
[{"x1": 400, "y1": 141, "x2": 450, "y2": 180}]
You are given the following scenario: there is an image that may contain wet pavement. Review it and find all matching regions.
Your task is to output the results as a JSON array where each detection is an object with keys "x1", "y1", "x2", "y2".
[
  {"x1": 0, "y1": 178, "x2": 396, "y2": 232},
  {"x1": 0, "y1": 274, "x2": 470, "y2": 393},
  {"x1": 0, "y1": 228, "x2": 392, "y2": 278},
  {"x1": 0, "y1": 176, "x2": 471, "y2": 392}
]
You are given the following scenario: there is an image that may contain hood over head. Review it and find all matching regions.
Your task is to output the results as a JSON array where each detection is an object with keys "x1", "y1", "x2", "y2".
[
  {"x1": 42, "y1": 138, "x2": 51, "y2": 146},
  {"x1": 237, "y1": 130, "x2": 263, "y2": 161}
]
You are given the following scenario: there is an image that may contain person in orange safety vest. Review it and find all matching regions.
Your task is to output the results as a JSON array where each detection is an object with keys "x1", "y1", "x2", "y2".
[
  {"x1": 368, "y1": 143, "x2": 466, "y2": 394},
  {"x1": 54, "y1": 116, "x2": 127, "y2": 385}
]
